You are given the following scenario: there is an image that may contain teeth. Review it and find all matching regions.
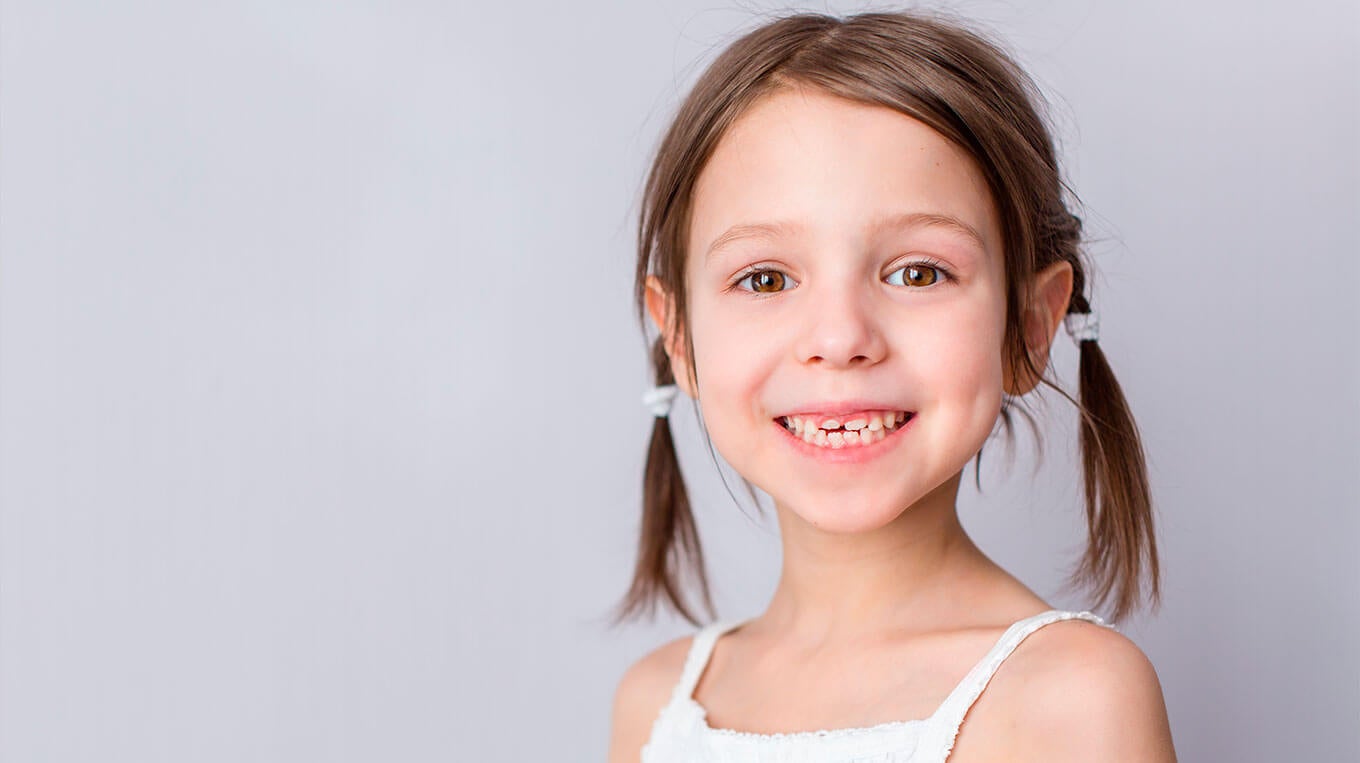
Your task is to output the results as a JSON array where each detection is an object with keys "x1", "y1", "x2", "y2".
[{"x1": 780, "y1": 410, "x2": 911, "y2": 448}]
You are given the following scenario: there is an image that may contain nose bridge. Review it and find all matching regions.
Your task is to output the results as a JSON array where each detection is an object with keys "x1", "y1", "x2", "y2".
[{"x1": 795, "y1": 259, "x2": 886, "y2": 367}]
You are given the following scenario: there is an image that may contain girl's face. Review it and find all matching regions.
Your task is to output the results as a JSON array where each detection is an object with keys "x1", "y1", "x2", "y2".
[{"x1": 658, "y1": 86, "x2": 1010, "y2": 533}]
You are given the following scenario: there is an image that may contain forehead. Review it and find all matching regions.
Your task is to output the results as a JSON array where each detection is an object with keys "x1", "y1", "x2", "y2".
[{"x1": 687, "y1": 86, "x2": 1002, "y2": 263}]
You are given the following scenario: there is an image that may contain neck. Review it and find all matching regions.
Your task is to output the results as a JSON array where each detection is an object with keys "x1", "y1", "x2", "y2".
[{"x1": 760, "y1": 470, "x2": 992, "y2": 643}]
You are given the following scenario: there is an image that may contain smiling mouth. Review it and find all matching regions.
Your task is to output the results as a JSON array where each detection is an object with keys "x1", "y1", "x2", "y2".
[{"x1": 777, "y1": 411, "x2": 913, "y2": 448}]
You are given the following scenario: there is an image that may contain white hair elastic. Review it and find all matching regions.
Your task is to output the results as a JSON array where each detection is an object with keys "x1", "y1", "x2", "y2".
[
  {"x1": 1064, "y1": 310, "x2": 1099, "y2": 343},
  {"x1": 642, "y1": 384, "x2": 680, "y2": 417}
]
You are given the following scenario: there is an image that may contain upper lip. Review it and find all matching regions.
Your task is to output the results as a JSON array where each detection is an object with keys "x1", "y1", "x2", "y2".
[{"x1": 775, "y1": 400, "x2": 913, "y2": 419}]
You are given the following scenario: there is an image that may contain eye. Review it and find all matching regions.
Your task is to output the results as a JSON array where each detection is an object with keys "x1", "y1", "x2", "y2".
[
  {"x1": 885, "y1": 259, "x2": 952, "y2": 288},
  {"x1": 733, "y1": 267, "x2": 797, "y2": 295}
]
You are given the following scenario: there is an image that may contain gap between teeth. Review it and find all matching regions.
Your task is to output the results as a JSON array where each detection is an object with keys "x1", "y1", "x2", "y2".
[{"x1": 779, "y1": 411, "x2": 911, "y2": 448}]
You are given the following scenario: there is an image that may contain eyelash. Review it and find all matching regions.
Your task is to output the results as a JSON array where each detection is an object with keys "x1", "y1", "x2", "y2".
[{"x1": 729, "y1": 258, "x2": 955, "y2": 296}]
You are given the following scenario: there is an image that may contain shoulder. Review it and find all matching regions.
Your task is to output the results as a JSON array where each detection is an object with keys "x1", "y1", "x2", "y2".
[
  {"x1": 984, "y1": 618, "x2": 1177, "y2": 761},
  {"x1": 606, "y1": 633, "x2": 695, "y2": 763}
]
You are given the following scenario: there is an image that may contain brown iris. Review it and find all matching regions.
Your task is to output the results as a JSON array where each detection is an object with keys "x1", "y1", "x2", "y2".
[
  {"x1": 750, "y1": 270, "x2": 786, "y2": 293},
  {"x1": 903, "y1": 264, "x2": 940, "y2": 287}
]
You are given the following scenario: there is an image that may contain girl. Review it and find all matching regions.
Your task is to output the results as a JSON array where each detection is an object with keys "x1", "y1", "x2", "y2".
[{"x1": 608, "y1": 9, "x2": 1175, "y2": 763}]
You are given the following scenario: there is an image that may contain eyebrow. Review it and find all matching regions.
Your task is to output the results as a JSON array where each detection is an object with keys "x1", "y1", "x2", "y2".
[{"x1": 704, "y1": 211, "x2": 988, "y2": 260}]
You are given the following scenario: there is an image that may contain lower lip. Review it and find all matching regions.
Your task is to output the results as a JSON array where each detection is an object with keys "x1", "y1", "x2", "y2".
[{"x1": 773, "y1": 414, "x2": 915, "y2": 465}]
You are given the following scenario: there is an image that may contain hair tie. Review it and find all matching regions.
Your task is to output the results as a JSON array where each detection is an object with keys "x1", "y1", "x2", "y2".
[
  {"x1": 642, "y1": 384, "x2": 679, "y2": 417},
  {"x1": 1064, "y1": 310, "x2": 1099, "y2": 344}
]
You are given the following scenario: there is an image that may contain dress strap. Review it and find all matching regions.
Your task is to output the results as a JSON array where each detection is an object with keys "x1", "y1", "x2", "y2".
[
  {"x1": 669, "y1": 618, "x2": 747, "y2": 703},
  {"x1": 929, "y1": 609, "x2": 1115, "y2": 752}
]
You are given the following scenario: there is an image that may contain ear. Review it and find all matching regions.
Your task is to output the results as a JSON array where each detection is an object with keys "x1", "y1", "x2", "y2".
[
  {"x1": 1004, "y1": 259, "x2": 1074, "y2": 396},
  {"x1": 644, "y1": 275, "x2": 697, "y2": 399}
]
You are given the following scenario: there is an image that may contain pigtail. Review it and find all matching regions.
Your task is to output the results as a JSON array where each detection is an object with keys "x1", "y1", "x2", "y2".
[
  {"x1": 1043, "y1": 212, "x2": 1161, "y2": 622},
  {"x1": 609, "y1": 339, "x2": 716, "y2": 628},
  {"x1": 1065, "y1": 300, "x2": 1161, "y2": 622}
]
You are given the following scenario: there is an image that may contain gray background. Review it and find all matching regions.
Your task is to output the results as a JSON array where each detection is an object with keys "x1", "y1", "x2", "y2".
[{"x1": 1, "y1": 1, "x2": 1356, "y2": 761}]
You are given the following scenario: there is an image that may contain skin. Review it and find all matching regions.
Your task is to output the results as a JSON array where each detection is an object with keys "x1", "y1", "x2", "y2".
[{"x1": 609, "y1": 86, "x2": 1175, "y2": 762}]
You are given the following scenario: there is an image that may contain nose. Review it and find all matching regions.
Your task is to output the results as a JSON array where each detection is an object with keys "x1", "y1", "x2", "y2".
[{"x1": 793, "y1": 279, "x2": 888, "y2": 369}]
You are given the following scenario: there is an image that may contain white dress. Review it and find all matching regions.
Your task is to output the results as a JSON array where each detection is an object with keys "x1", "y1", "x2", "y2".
[{"x1": 641, "y1": 609, "x2": 1113, "y2": 762}]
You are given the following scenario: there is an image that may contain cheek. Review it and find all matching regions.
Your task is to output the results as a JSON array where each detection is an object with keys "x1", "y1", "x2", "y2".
[
  {"x1": 685, "y1": 295, "x2": 776, "y2": 456},
  {"x1": 924, "y1": 316, "x2": 1003, "y2": 386},
  {"x1": 908, "y1": 292, "x2": 1007, "y2": 423},
  {"x1": 686, "y1": 289, "x2": 772, "y2": 388},
  {"x1": 685, "y1": 296, "x2": 730, "y2": 389}
]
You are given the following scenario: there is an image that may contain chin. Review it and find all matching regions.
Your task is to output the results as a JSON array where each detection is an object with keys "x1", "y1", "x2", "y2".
[{"x1": 775, "y1": 493, "x2": 914, "y2": 535}]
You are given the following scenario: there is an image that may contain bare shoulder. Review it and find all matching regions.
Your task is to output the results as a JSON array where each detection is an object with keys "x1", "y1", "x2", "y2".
[
  {"x1": 984, "y1": 619, "x2": 1177, "y2": 762},
  {"x1": 606, "y1": 633, "x2": 694, "y2": 763}
]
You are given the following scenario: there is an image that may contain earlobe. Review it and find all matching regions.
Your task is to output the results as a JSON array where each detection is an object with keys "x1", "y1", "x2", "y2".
[{"x1": 644, "y1": 276, "x2": 697, "y2": 399}]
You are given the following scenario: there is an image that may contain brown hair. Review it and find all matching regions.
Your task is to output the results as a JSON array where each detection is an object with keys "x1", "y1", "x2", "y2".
[{"x1": 611, "y1": 9, "x2": 1160, "y2": 627}]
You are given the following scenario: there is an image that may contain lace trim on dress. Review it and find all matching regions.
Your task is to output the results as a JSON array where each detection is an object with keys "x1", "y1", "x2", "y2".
[{"x1": 682, "y1": 695, "x2": 928, "y2": 742}]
